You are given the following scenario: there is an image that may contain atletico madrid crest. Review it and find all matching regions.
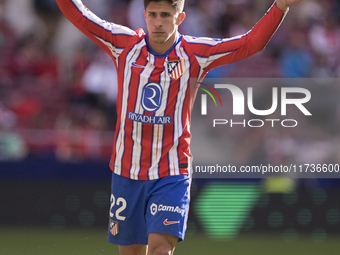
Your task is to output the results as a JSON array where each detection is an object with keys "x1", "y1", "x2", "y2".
[
  {"x1": 167, "y1": 60, "x2": 183, "y2": 79},
  {"x1": 110, "y1": 220, "x2": 119, "y2": 236}
]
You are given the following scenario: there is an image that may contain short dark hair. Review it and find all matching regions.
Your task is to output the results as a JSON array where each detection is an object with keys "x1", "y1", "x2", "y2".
[{"x1": 144, "y1": 0, "x2": 185, "y2": 13}]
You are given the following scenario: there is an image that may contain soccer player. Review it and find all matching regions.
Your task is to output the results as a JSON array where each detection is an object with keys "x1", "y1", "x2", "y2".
[{"x1": 55, "y1": 0, "x2": 303, "y2": 254}]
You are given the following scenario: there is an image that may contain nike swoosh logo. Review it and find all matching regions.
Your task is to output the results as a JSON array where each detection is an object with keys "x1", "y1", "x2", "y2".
[
  {"x1": 131, "y1": 62, "x2": 145, "y2": 68},
  {"x1": 163, "y1": 219, "x2": 180, "y2": 225}
]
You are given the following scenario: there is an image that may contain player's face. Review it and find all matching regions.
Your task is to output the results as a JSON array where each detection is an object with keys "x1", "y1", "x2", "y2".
[{"x1": 144, "y1": 1, "x2": 185, "y2": 54}]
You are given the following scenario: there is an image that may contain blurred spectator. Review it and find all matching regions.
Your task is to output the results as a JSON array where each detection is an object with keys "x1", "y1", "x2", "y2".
[
  {"x1": 82, "y1": 50, "x2": 118, "y2": 129},
  {"x1": 179, "y1": 0, "x2": 208, "y2": 37},
  {"x1": 4, "y1": 0, "x2": 47, "y2": 41},
  {"x1": 0, "y1": 104, "x2": 28, "y2": 161},
  {"x1": 127, "y1": 0, "x2": 147, "y2": 31},
  {"x1": 279, "y1": 29, "x2": 314, "y2": 78},
  {"x1": 10, "y1": 33, "x2": 59, "y2": 80},
  {"x1": 309, "y1": 14, "x2": 340, "y2": 76},
  {"x1": 0, "y1": 0, "x2": 16, "y2": 88},
  {"x1": 52, "y1": 0, "x2": 114, "y2": 71},
  {"x1": 34, "y1": 0, "x2": 59, "y2": 14},
  {"x1": 296, "y1": 0, "x2": 324, "y2": 26}
]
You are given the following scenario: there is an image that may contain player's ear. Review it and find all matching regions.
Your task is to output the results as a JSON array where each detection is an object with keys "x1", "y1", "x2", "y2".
[
  {"x1": 143, "y1": 10, "x2": 146, "y2": 20},
  {"x1": 176, "y1": 12, "x2": 186, "y2": 25}
]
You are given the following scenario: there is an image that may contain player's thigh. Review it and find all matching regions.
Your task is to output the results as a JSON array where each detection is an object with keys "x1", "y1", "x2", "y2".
[
  {"x1": 147, "y1": 233, "x2": 178, "y2": 255},
  {"x1": 119, "y1": 244, "x2": 147, "y2": 255},
  {"x1": 146, "y1": 175, "x2": 191, "y2": 242},
  {"x1": 108, "y1": 173, "x2": 148, "y2": 245}
]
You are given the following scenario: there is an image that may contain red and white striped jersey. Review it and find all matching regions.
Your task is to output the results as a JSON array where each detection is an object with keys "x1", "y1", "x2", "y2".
[{"x1": 56, "y1": 0, "x2": 287, "y2": 180}]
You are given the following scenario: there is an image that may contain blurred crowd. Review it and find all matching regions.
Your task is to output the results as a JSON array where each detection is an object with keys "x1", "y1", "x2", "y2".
[{"x1": 1, "y1": 0, "x2": 340, "y2": 164}]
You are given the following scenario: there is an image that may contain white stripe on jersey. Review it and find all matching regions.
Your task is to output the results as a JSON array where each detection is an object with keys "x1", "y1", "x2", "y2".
[
  {"x1": 194, "y1": 55, "x2": 208, "y2": 80},
  {"x1": 148, "y1": 60, "x2": 171, "y2": 180},
  {"x1": 205, "y1": 51, "x2": 233, "y2": 68},
  {"x1": 194, "y1": 51, "x2": 233, "y2": 71},
  {"x1": 169, "y1": 44, "x2": 190, "y2": 176},
  {"x1": 149, "y1": 121, "x2": 163, "y2": 180},
  {"x1": 114, "y1": 39, "x2": 146, "y2": 176},
  {"x1": 93, "y1": 35, "x2": 123, "y2": 61},
  {"x1": 130, "y1": 54, "x2": 156, "y2": 179},
  {"x1": 184, "y1": 35, "x2": 243, "y2": 46},
  {"x1": 194, "y1": 55, "x2": 209, "y2": 67},
  {"x1": 71, "y1": 0, "x2": 85, "y2": 12}
]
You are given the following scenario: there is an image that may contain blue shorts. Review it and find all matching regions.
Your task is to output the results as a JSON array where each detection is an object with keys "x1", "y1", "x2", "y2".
[{"x1": 107, "y1": 173, "x2": 191, "y2": 246}]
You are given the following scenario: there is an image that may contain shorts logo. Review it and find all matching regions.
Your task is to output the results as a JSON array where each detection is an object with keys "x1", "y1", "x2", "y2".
[
  {"x1": 109, "y1": 220, "x2": 119, "y2": 236},
  {"x1": 150, "y1": 203, "x2": 185, "y2": 216},
  {"x1": 141, "y1": 83, "x2": 163, "y2": 113},
  {"x1": 163, "y1": 219, "x2": 180, "y2": 225},
  {"x1": 150, "y1": 203, "x2": 158, "y2": 215}
]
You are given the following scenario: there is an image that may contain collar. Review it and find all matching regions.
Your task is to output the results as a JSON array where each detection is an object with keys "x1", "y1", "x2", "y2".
[{"x1": 145, "y1": 32, "x2": 182, "y2": 58}]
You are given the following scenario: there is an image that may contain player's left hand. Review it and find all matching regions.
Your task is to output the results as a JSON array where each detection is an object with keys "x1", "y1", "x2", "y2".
[{"x1": 275, "y1": 0, "x2": 304, "y2": 12}]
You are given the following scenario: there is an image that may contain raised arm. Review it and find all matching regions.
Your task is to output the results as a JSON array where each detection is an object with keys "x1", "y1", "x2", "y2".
[{"x1": 55, "y1": 0, "x2": 136, "y2": 60}]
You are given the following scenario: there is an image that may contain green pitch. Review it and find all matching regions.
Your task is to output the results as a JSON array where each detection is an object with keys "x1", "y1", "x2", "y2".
[{"x1": 1, "y1": 227, "x2": 340, "y2": 255}]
